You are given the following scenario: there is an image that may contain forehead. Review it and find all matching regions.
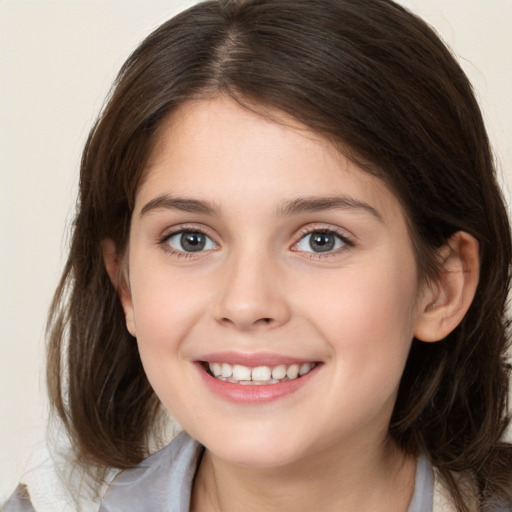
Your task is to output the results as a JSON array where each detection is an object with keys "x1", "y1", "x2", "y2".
[{"x1": 137, "y1": 96, "x2": 406, "y2": 226}]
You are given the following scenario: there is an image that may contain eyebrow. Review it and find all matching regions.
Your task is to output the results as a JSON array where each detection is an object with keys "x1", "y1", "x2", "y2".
[
  {"x1": 139, "y1": 193, "x2": 383, "y2": 222},
  {"x1": 278, "y1": 196, "x2": 383, "y2": 222},
  {"x1": 140, "y1": 195, "x2": 221, "y2": 217}
]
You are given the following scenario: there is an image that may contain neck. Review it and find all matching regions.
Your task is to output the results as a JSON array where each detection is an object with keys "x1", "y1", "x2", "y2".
[{"x1": 190, "y1": 437, "x2": 416, "y2": 512}]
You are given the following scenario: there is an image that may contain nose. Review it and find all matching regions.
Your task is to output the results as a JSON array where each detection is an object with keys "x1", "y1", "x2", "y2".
[{"x1": 213, "y1": 250, "x2": 291, "y2": 332}]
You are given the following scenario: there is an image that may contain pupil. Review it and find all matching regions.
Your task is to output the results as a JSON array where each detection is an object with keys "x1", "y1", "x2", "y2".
[
  {"x1": 181, "y1": 232, "x2": 205, "y2": 252},
  {"x1": 310, "y1": 232, "x2": 335, "y2": 252}
]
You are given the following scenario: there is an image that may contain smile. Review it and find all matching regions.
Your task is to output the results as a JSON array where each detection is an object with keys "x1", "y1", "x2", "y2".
[
  {"x1": 207, "y1": 362, "x2": 316, "y2": 385},
  {"x1": 196, "y1": 353, "x2": 322, "y2": 404}
]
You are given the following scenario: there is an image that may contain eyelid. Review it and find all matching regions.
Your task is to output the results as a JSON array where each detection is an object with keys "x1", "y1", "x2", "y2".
[
  {"x1": 290, "y1": 224, "x2": 355, "y2": 256},
  {"x1": 159, "y1": 224, "x2": 220, "y2": 256},
  {"x1": 156, "y1": 222, "x2": 354, "y2": 259}
]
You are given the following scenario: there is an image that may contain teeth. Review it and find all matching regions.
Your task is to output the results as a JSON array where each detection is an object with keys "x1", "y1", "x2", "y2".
[
  {"x1": 210, "y1": 362, "x2": 222, "y2": 377},
  {"x1": 286, "y1": 364, "x2": 299, "y2": 380},
  {"x1": 207, "y1": 361, "x2": 315, "y2": 384},
  {"x1": 232, "y1": 364, "x2": 251, "y2": 381},
  {"x1": 251, "y1": 366, "x2": 271, "y2": 381},
  {"x1": 299, "y1": 363, "x2": 313, "y2": 376},
  {"x1": 271, "y1": 365, "x2": 287, "y2": 379},
  {"x1": 221, "y1": 363, "x2": 233, "y2": 378}
]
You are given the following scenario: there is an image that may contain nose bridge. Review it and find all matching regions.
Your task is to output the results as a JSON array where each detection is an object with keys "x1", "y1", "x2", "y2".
[{"x1": 214, "y1": 243, "x2": 290, "y2": 331}]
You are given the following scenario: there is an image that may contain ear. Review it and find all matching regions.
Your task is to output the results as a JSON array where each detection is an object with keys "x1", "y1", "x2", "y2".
[
  {"x1": 101, "y1": 238, "x2": 136, "y2": 337},
  {"x1": 414, "y1": 231, "x2": 479, "y2": 342}
]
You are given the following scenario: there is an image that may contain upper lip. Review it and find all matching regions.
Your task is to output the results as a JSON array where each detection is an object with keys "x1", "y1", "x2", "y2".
[{"x1": 195, "y1": 351, "x2": 319, "y2": 367}]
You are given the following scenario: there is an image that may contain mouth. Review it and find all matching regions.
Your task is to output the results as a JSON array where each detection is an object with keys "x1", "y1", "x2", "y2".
[{"x1": 202, "y1": 361, "x2": 318, "y2": 385}]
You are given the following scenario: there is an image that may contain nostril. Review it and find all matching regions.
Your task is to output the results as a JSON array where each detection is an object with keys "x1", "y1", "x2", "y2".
[
  {"x1": 216, "y1": 309, "x2": 287, "y2": 330},
  {"x1": 256, "y1": 317, "x2": 273, "y2": 325}
]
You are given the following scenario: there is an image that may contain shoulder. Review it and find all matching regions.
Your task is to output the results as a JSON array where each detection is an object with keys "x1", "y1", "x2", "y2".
[
  {"x1": 432, "y1": 468, "x2": 479, "y2": 512},
  {"x1": 99, "y1": 431, "x2": 203, "y2": 511},
  {"x1": 432, "y1": 464, "x2": 512, "y2": 512},
  {"x1": 2, "y1": 484, "x2": 36, "y2": 512},
  {"x1": 2, "y1": 432, "x2": 202, "y2": 512}
]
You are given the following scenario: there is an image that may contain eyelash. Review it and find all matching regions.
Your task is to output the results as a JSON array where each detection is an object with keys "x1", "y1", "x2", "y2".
[
  {"x1": 159, "y1": 225, "x2": 218, "y2": 259},
  {"x1": 158, "y1": 225, "x2": 354, "y2": 259},
  {"x1": 291, "y1": 226, "x2": 354, "y2": 260}
]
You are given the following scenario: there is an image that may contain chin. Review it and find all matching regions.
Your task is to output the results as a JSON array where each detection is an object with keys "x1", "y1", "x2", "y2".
[
  {"x1": 201, "y1": 428, "x2": 310, "y2": 469},
  {"x1": 215, "y1": 447, "x2": 300, "y2": 469}
]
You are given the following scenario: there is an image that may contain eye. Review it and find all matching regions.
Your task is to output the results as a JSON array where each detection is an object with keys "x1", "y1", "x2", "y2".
[
  {"x1": 166, "y1": 230, "x2": 217, "y2": 253},
  {"x1": 294, "y1": 230, "x2": 347, "y2": 253}
]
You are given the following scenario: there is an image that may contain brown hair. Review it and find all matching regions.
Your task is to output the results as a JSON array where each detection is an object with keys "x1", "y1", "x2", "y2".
[{"x1": 47, "y1": 0, "x2": 512, "y2": 508}]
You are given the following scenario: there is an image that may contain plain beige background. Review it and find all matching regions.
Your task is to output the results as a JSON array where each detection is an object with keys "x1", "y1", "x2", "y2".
[{"x1": 1, "y1": 0, "x2": 511, "y2": 501}]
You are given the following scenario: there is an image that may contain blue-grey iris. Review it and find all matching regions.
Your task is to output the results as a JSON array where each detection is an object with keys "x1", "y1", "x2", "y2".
[
  {"x1": 310, "y1": 232, "x2": 336, "y2": 252},
  {"x1": 181, "y1": 232, "x2": 206, "y2": 252}
]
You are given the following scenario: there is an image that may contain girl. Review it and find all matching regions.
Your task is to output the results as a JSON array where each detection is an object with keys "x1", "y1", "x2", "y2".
[{"x1": 4, "y1": 0, "x2": 511, "y2": 510}]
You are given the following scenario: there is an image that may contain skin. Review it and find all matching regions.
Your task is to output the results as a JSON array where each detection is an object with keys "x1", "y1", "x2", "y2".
[{"x1": 106, "y1": 95, "x2": 480, "y2": 511}]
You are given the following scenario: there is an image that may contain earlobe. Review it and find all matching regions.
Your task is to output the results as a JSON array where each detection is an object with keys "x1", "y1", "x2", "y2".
[
  {"x1": 414, "y1": 232, "x2": 479, "y2": 343},
  {"x1": 101, "y1": 238, "x2": 136, "y2": 337}
]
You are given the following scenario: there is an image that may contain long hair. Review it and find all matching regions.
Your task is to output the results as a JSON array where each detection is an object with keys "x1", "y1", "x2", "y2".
[{"x1": 47, "y1": 0, "x2": 512, "y2": 508}]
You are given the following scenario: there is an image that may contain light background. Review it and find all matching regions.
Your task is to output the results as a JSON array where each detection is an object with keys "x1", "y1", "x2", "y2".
[{"x1": 1, "y1": 0, "x2": 511, "y2": 501}]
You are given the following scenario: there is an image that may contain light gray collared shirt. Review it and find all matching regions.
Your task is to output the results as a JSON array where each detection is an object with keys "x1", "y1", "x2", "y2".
[
  {"x1": 4, "y1": 432, "x2": 434, "y2": 511},
  {"x1": 100, "y1": 431, "x2": 434, "y2": 512}
]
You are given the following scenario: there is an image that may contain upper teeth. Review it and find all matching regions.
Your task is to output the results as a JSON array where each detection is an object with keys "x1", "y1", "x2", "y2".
[{"x1": 208, "y1": 362, "x2": 315, "y2": 384}]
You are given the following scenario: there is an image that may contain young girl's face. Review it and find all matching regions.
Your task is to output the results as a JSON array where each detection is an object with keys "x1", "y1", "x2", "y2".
[{"x1": 120, "y1": 95, "x2": 432, "y2": 468}]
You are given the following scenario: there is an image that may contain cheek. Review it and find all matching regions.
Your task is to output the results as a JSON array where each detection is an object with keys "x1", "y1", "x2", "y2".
[
  {"x1": 300, "y1": 259, "x2": 419, "y2": 378},
  {"x1": 126, "y1": 275, "x2": 201, "y2": 407},
  {"x1": 128, "y1": 271, "x2": 205, "y2": 412},
  {"x1": 304, "y1": 259, "x2": 417, "y2": 328},
  {"x1": 129, "y1": 264, "x2": 207, "y2": 342}
]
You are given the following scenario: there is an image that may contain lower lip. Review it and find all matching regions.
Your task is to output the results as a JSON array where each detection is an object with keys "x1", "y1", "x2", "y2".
[{"x1": 196, "y1": 364, "x2": 319, "y2": 404}]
